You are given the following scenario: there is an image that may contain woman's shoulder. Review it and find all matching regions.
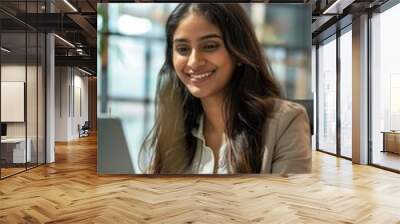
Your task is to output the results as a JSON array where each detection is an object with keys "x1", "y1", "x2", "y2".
[
  {"x1": 263, "y1": 98, "x2": 312, "y2": 174},
  {"x1": 269, "y1": 98, "x2": 309, "y2": 122},
  {"x1": 264, "y1": 98, "x2": 310, "y2": 138}
]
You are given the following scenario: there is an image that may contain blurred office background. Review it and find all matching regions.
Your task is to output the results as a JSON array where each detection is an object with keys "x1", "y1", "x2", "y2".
[{"x1": 97, "y1": 3, "x2": 311, "y2": 173}]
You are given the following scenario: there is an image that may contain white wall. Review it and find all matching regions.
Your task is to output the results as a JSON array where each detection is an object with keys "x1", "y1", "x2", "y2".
[
  {"x1": 55, "y1": 67, "x2": 69, "y2": 141},
  {"x1": 1, "y1": 65, "x2": 26, "y2": 81},
  {"x1": 1, "y1": 65, "x2": 34, "y2": 138},
  {"x1": 55, "y1": 67, "x2": 89, "y2": 141}
]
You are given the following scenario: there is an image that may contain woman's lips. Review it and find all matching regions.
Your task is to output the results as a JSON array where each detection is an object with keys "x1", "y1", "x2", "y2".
[{"x1": 187, "y1": 70, "x2": 216, "y2": 82}]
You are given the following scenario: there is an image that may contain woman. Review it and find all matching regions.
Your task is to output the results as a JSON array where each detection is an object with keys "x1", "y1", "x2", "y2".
[{"x1": 139, "y1": 3, "x2": 311, "y2": 174}]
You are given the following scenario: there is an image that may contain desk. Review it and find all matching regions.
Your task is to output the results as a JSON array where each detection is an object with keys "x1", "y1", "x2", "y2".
[
  {"x1": 1, "y1": 138, "x2": 31, "y2": 163},
  {"x1": 381, "y1": 131, "x2": 400, "y2": 154}
]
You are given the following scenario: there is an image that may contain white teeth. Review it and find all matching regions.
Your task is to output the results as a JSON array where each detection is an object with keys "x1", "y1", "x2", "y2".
[{"x1": 190, "y1": 71, "x2": 214, "y2": 80}]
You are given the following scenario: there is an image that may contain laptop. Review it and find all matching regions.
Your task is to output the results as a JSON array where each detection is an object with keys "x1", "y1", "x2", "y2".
[{"x1": 97, "y1": 117, "x2": 136, "y2": 174}]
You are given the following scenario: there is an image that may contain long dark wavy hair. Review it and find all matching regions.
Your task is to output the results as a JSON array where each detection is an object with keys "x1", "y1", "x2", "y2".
[{"x1": 139, "y1": 3, "x2": 282, "y2": 174}]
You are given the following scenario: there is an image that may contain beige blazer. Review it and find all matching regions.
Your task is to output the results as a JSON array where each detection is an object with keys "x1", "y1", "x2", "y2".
[
  {"x1": 188, "y1": 99, "x2": 311, "y2": 174},
  {"x1": 259, "y1": 99, "x2": 311, "y2": 174}
]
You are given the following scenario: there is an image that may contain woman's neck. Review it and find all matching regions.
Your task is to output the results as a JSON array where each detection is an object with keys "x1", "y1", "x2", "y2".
[
  {"x1": 201, "y1": 95, "x2": 226, "y2": 172},
  {"x1": 200, "y1": 95, "x2": 225, "y2": 134}
]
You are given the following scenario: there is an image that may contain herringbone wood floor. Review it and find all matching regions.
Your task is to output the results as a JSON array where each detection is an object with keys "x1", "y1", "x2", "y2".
[{"x1": 1, "y1": 134, "x2": 400, "y2": 223}]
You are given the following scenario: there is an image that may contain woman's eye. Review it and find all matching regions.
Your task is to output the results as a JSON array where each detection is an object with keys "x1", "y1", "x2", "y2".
[
  {"x1": 175, "y1": 46, "x2": 190, "y2": 55},
  {"x1": 203, "y1": 44, "x2": 219, "y2": 51}
]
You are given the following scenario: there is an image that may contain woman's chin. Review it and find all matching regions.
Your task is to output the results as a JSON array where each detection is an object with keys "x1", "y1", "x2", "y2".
[
  {"x1": 187, "y1": 87, "x2": 210, "y2": 99},
  {"x1": 187, "y1": 85, "x2": 226, "y2": 100}
]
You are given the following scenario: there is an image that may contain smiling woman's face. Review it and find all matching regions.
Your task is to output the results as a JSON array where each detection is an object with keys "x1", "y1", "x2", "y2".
[{"x1": 172, "y1": 12, "x2": 235, "y2": 100}]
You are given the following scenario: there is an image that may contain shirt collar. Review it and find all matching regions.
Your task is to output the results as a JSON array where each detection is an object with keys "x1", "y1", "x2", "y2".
[
  {"x1": 192, "y1": 114, "x2": 205, "y2": 140},
  {"x1": 191, "y1": 115, "x2": 228, "y2": 145}
]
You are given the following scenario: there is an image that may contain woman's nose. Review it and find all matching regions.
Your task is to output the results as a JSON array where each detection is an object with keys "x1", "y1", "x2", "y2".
[{"x1": 187, "y1": 49, "x2": 206, "y2": 69}]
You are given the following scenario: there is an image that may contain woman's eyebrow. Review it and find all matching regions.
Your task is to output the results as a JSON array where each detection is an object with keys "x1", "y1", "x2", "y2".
[
  {"x1": 173, "y1": 33, "x2": 222, "y2": 43},
  {"x1": 173, "y1": 38, "x2": 188, "y2": 43},
  {"x1": 198, "y1": 33, "x2": 222, "y2": 41}
]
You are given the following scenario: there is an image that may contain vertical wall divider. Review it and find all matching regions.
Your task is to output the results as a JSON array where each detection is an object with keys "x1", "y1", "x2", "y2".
[
  {"x1": 44, "y1": 31, "x2": 47, "y2": 164},
  {"x1": 60, "y1": 67, "x2": 62, "y2": 117},
  {"x1": 316, "y1": 44, "x2": 319, "y2": 151},
  {"x1": 73, "y1": 68, "x2": 75, "y2": 118},
  {"x1": 25, "y1": 0, "x2": 28, "y2": 171},
  {"x1": 36, "y1": 0, "x2": 39, "y2": 167},
  {"x1": 69, "y1": 68, "x2": 71, "y2": 118},
  {"x1": 44, "y1": 0, "x2": 49, "y2": 165},
  {"x1": 367, "y1": 11, "x2": 373, "y2": 165},
  {"x1": 336, "y1": 28, "x2": 341, "y2": 157}
]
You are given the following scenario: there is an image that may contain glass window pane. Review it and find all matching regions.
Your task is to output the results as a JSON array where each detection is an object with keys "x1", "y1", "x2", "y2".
[
  {"x1": 318, "y1": 37, "x2": 337, "y2": 154},
  {"x1": 371, "y1": 4, "x2": 400, "y2": 171},
  {"x1": 107, "y1": 3, "x2": 177, "y2": 39},
  {"x1": 108, "y1": 36, "x2": 146, "y2": 99},
  {"x1": 27, "y1": 32, "x2": 38, "y2": 168},
  {"x1": 149, "y1": 41, "x2": 165, "y2": 101},
  {"x1": 340, "y1": 30, "x2": 352, "y2": 158},
  {"x1": 1, "y1": 30, "x2": 27, "y2": 177}
]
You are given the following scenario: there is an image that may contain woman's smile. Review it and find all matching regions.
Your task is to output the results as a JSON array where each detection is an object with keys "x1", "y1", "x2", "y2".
[{"x1": 187, "y1": 69, "x2": 217, "y2": 84}]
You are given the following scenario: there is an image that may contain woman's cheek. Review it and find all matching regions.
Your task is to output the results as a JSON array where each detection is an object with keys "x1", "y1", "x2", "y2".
[{"x1": 173, "y1": 59, "x2": 187, "y2": 80}]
